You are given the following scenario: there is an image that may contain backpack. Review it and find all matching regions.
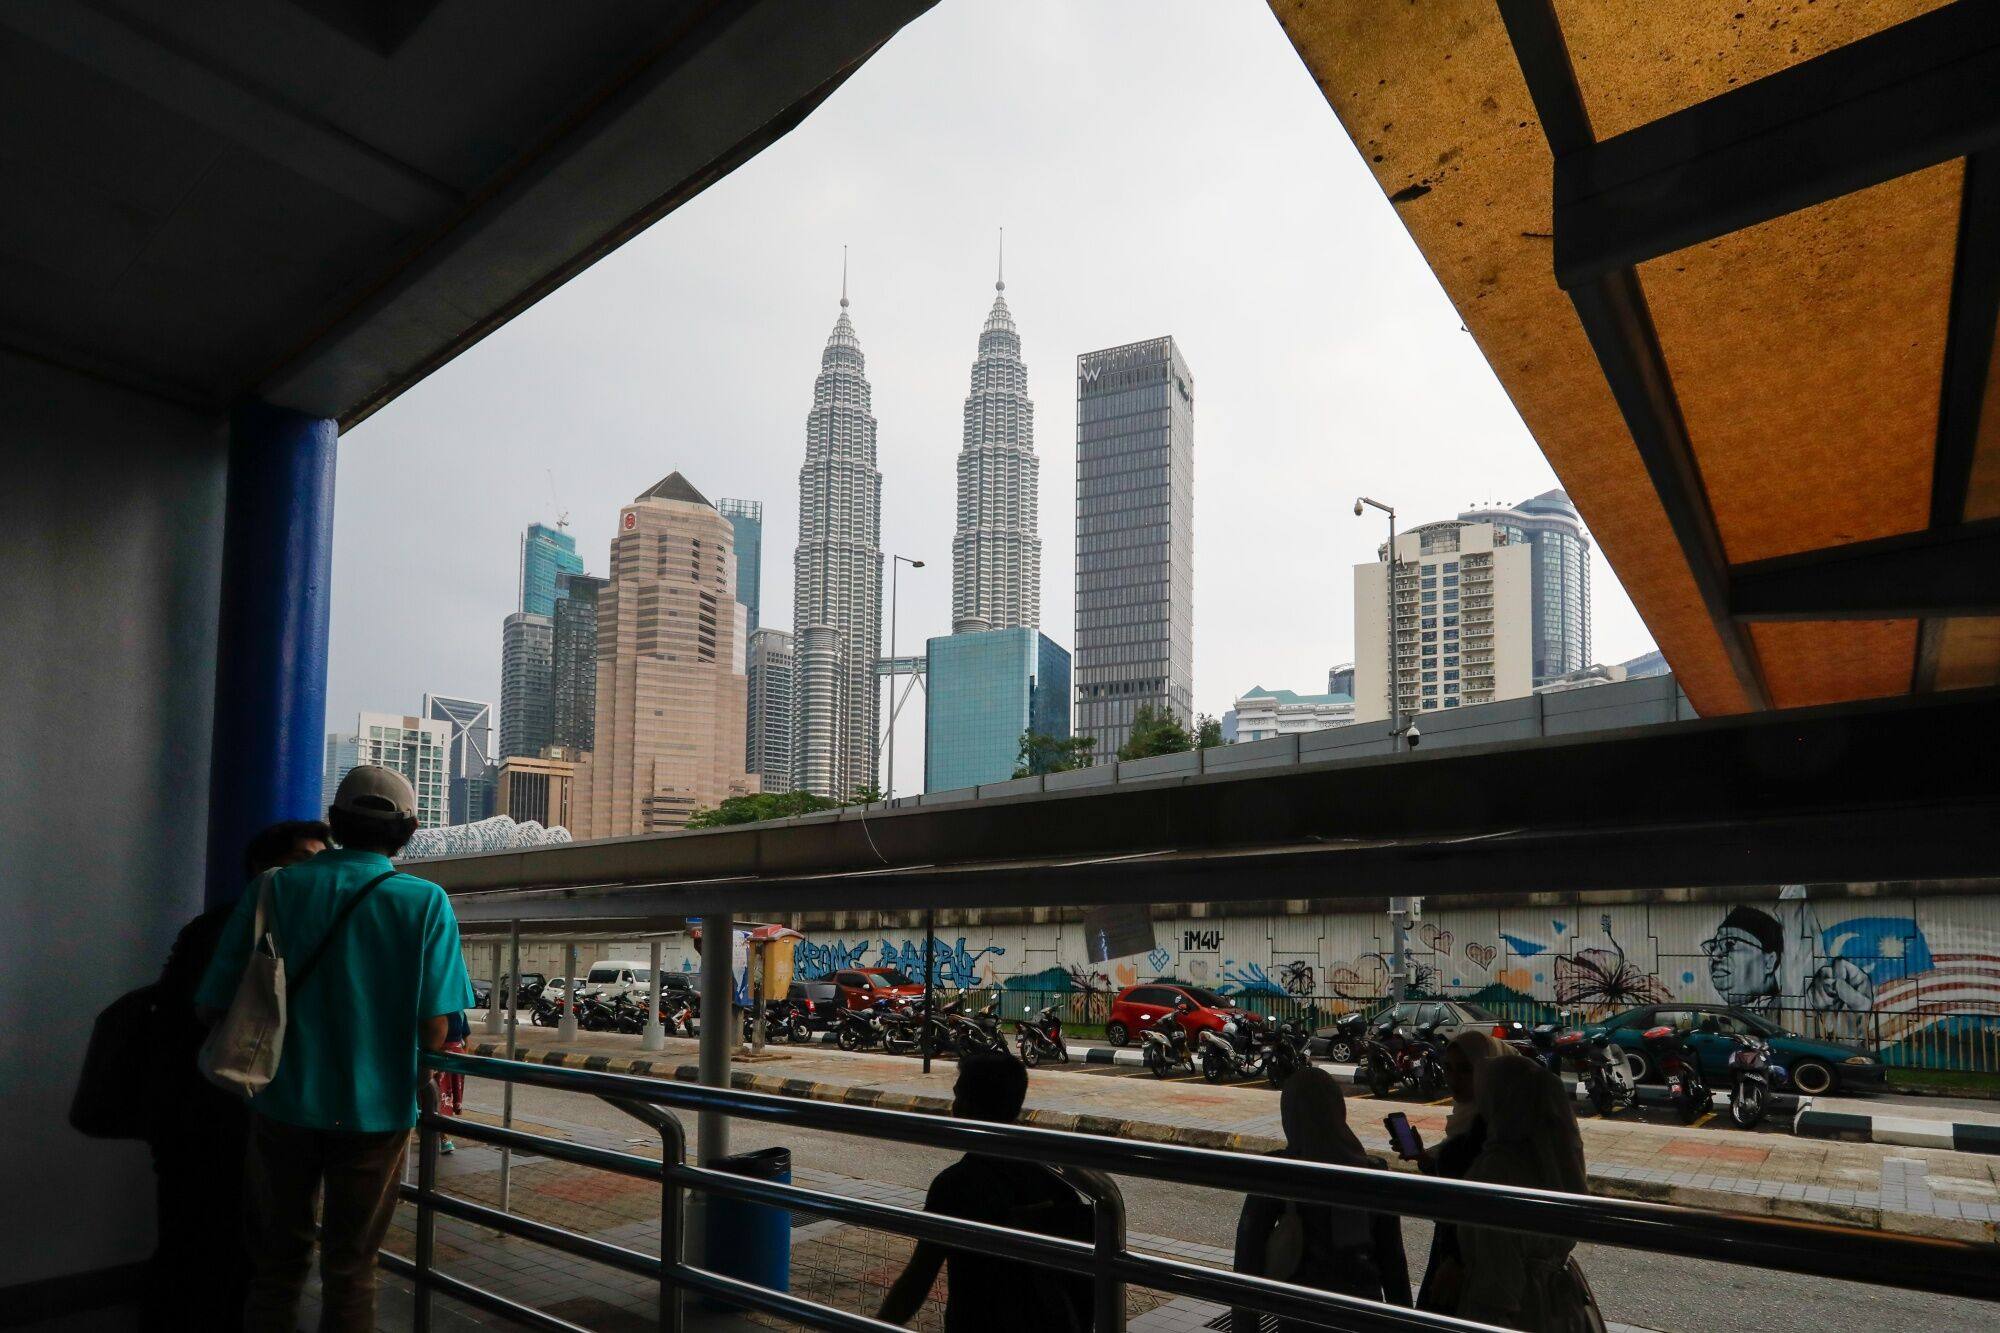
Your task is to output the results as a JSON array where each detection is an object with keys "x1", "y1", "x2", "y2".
[
  {"x1": 69, "y1": 984, "x2": 162, "y2": 1139},
  {"x1": 960, "y1": 1158, "x2": 1094, "y2": 1332},
  {"x1": 197, "y1": 868, "x2": 393, "y2": 1097}
]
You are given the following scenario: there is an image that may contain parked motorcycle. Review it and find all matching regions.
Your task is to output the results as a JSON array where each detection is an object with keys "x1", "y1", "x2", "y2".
[
  {"x1": 1141, "y1": 1006, "x2": 1195, "y2": 1077},
  {"x1": 881, "y1": 1001, "x2": 952, "y2": 1057},
  {"x1": 1553, "y1": 1028, "x2": 1639, "y2": 1115},
  {"x1": 530, "y1": 990, "x2": 570, "y2": 1027},
  {"x1": 941, "y1": 996, "x2": 1004, "y2": 1056},
  {"x1": 1719, "y1": 1031, "x2": 1786, "y2": 1128},
  {"x1": 1643, "y1": 1025, "x2": 1714, "y2": 1124},
  {"x1": 1363, "y1": 1019, "x2": 1446, "y2": 1098},
  {"x1": 1013, "y1": 1004, "x2": 1069, "y2": 1067},
  {"x1": 1321, "y1": 1011, "x2": 1371, "y2": 1065},
  {"x1": 1196, "y1": 1010, "x2": 1274, "y2": 1083},
  {"x1": 742, "y1": 998, "x2": 812, "y2": 1045},
  {"x1": 834, "y1": 1001, "x2": 894, "y2": 1051},
  {"x1": 1260, "y1": 1018, "x2": 1312, "y2": 1088}
]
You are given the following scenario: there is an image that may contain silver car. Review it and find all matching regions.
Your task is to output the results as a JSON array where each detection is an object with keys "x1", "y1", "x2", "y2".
[{"x1": 1310, "y1": 999, "x2": 1502, "y2": 1063}]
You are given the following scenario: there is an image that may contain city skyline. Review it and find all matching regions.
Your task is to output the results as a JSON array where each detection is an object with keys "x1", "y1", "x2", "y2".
[
  {"x1": 325, "y1": 2, "x2": 1657, "y2": 788},
  {"x1": 951, "y1": 239, "x2": 1040, "y2": 632}
]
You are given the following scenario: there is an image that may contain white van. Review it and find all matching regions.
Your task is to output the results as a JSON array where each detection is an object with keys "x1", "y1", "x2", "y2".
[{"x1": 583, "y1": 959, "x2": 652, "y2": 993}]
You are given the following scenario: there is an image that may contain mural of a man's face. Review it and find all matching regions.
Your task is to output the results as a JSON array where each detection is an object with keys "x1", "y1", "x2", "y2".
[{"x1": 1704, "y1": 927, "x2": 1778, "y2": 1002}]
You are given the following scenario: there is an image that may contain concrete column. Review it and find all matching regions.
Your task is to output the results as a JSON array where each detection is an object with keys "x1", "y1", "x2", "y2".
[
  {"x1": 642, "y1": 939, "x2": 666, "y2": 1050},
  {"x1": 558, "y1": 942, "x2": 579, "y2": 1042},
  {"x1": 697, "y1": 916, "x2": 735, "y2": 1164},
  {"x1": 204, "y1": 401, "x2": 336, "y2": 908},
  {"x1": 485, "y1": 941, "x2": 505, "y2": 1035}
]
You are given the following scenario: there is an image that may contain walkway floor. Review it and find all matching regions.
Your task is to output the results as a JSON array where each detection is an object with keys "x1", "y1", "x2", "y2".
[{"x1": 466, "y1": 1025, "x2": 2000, "y2": 1242}]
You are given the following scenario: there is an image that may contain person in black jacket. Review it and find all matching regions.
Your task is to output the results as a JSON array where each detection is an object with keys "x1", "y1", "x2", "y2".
[
  {"x1": 145, "y1": 820, "x2": 328, "y2": 1331},
  {"x1": 1400, "y1": 1028, "x2": 1508, "y2": 1313},
  {"x1": 1232, "y1": 1066, "x2": 1410, "y2": 1331}
]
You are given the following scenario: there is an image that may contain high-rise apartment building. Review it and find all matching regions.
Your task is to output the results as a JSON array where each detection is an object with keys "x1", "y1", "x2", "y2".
[
  {"x1": 499, "y1": 611, "x2": 554, "y2": 761},
  {"x1": 1352, "y1": 520, "x2": 1533, "y2": 724},
  {"x1": 552, "y1": 571, "x2": 607, "y2": 753},
  {"x1": 790, "y1": 279, "x2": 882, "y2": 799},
  {"x1": 354, "y1": 711, "x2": 452, "y2": 827},
  {"x1": 746, "y1": 626, "x2": 795, "y2": 788},
  {"x1": 1073, "y1": 337, "x2": 1194, "y2": 760},
  {"x1": 520, "y1": 521, "x2": 584, "y2": 618},
  {"x1": 421, "y1": 694, "x2": 495, "y2": 824},
  {"x1": 951, "y1": 258, "x2": 1039, "y2": 630},
  {"x1": 924, "y1": 627, "x2": 1069, "y2": 792},
  {"x1": 1457, "y1": 490, "x2": 1591, "y2": 684},
  {"x1": 321, "y1": 732, "x2": 359, "y2": 811},
  {"x1": 719, "y1": 499, "x2": 763, "y2": 634},
  {"x1": 496, "y1": 751, "x2": 575, "y2": 829},
  {"x1": 570, "y1": 472, "x2": 755, "y2": 837}
]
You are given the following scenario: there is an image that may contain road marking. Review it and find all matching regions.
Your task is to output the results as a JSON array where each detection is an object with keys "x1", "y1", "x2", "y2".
[
  {"x1": 1427, "y1": 1097, "x2": 1453, "y2": 1106},
  {"x1": 1693, "y1": 1111, "x2": 1717, "y2": 1129}
]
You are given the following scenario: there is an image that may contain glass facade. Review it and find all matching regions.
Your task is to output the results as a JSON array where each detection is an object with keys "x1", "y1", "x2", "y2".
[
  {"x1": 520, "y1": 522, "x2": 583, "y2": 619},
  {"x1": 421, "y1": 694, "x2": 494, "y2": 825},
  {"x1": 551, "y1": 572, "x2": 606, "y2": 753},
  {"x1": 924, "y1": 627, "x2": 1071, "y2": 792},
  {"x1": 1073, "y1": 337, "x2": 1193, "y2": 760},
  {"x1": 719, "y1": 498, "x2": 762, "y2": 632},
  {"x1": 1458, "y1": 490, "x2": 1590, "y2": 684},
  {"x1": 746, "y1": 626, "x2": 795, "y2": 785},
  {"x1": 355, "y1": 712, "x2": 451, "y2": 828},
  {"x1": 499, "y1": 611, "x2": 553, "y2": 761}
]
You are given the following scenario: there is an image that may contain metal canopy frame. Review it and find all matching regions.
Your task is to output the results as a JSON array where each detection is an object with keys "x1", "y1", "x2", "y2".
[
  {"x1": 429, "y1": 689, "x2": 2000, "y2": 928},
  {"x1": 1499, "y1": 0, "x2": 2000, "y2": 697}
]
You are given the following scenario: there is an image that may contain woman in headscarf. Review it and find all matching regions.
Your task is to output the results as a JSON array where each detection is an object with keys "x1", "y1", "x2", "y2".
[
  {"x1": 1456, "y1": 1054, "x2": 1607, "y2": 1332},
  {"x1": 1405, "y1": 1027, "x2": 1508, "y2": 1312},
  {"x1": 1231, "y1": 1066, "x2": 1410, "y2": 1331}
]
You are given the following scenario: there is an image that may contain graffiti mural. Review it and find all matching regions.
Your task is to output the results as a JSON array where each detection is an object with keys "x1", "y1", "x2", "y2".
[
  {"x1": 793, "y1": 938, "x2": 870, "y2": 980},
  {"x1": 1553, "y1": 915, "x2": 1673, "y2": 1013}
]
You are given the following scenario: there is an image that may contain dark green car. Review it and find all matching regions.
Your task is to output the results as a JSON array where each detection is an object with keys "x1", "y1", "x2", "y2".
[{"x1": 1586, "y1": 1003, "x2": 1886, "y2": 1096}]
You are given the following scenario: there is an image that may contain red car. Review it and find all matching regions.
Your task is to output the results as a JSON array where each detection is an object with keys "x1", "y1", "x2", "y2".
[
  {"x1": 828, "y1": 966, "x2": 927, "y2": 1010},
  {"x1": 1106, "y1": 982, "x2": 1245, "y2": 1046}
]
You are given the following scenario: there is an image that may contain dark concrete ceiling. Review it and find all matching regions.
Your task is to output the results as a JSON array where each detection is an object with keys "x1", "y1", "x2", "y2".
[{"x1": 0, "y1": 0, "x2": 934, "y2": 425}]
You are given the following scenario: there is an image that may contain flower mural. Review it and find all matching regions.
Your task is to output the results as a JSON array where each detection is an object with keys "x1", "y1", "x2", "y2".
[{"x1": 1553, "y1": 915, "x2": 1672, "y2": 1016}]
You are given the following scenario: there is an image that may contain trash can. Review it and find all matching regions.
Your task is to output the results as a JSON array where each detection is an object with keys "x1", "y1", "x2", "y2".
[{"x1": 703, "y1": 1147, "x2": 791, "y2": 1301}]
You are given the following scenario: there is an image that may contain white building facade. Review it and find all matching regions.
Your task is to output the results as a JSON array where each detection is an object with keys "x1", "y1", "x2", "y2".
[
  {"x1": 1353, "y1": 521, "x2": 1532, "y2": 724},
  {"x1": 791, "y1": 283, "x2": 883, "y2": 800},
  {"x1": 951, "y1": 263, "x2": 1040, "y2": 630},
  {"x1": 1230, "y1": 687, "x2": 1356, "y2": 742},
  {"x1": 354, "y1": 711, "x2": 453, "y2": 827}
]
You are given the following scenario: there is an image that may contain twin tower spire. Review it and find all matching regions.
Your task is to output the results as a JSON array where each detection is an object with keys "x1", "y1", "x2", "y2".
[{"x1": 789, "y1": 233, "x2": 1040, "y2": 800}]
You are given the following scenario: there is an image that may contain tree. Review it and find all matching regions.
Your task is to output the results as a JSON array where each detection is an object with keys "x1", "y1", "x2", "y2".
[
  {"x1": 848, "y1": 784, "x2": 884, "y2": 806},
  {"x1": 1014, "y1": 731, "x2": 1097, "y2": 778},
  {"x1": 1194, "y1": 713, "x2": 1227, "y2": 749},
  {"x1": 684, "y1": 790, "x2": 841, "y2": 829},
  {"x1": 1117, "y1": 705, "x2": 1193, "y2": 761}
]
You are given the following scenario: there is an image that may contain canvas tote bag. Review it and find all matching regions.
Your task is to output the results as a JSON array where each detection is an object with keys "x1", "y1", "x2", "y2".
[
  {"x1": 198, "y1": 868, "x2": 395, "y2": 1097},
  {"x1": 198, "y1": 869, "x2": 285, "y2": 1096}
]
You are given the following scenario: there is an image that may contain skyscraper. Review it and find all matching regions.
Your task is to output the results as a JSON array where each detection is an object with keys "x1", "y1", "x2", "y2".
[
  {"x1": 746, "y1": 626, "x2": 795, "y2": 788},
  {"x1": 924, "y1": 626, "x2": 1069, "y2": 792},
  {"x1": 1073, "y1": 337, "x2": 1194, "y2": 760},
  {"x1": 1457, "y1": 489, "x2": 1592, "y2": 684},
  {"x1": 354, "y1": 711, "x2": 452, "y2": 827},
  {"x1": 1352, "y1": 519, "x2": 1533, "y2": 722},
  {"x1": 570, "y1": 472, "x2": 755, "y2": 837},
  {"x1": 520, "y1": 521, "x2": 584, "y2": 618},
  {"x1": 951, "y1": 245, "x2": 1039, "y2": 630},
  {"x1": 551, "y1": 571, "x2": 608, "y2": 753},
  {"x1": 422, "y1": 694, "x2": 495, "y2": 823},
  {"x1": 499, "y1": 611, "x2": 553, "y2": 760},
  {"x1": 719, "y1": 498, "x2": 763, "y2": 633},
  {"x1": 791, "y1": 268, "x2": 883, "y2": 799},
  {"x1": 321, "y1": 732, "x2": 359, "y2": 811}
]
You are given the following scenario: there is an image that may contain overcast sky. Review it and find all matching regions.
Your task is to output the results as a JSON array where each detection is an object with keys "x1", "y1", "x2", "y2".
[{"x1": 329, "y1": 0, "x2": 1655, "y2": 790}]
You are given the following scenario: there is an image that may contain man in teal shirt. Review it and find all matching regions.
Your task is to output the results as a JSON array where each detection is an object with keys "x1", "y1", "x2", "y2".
[{"x1": 198, "y1": 765, "x2": 474, "y2": 1332}]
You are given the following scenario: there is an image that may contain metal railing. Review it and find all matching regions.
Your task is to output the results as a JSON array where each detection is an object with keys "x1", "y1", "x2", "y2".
[{"x1": 391, "y1": 1050, "x2": 1996, "y2": 1333}]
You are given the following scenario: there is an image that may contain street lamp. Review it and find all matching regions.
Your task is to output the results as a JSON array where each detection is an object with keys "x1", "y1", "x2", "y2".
[
  {"x1": 884, "y1": 554, "x2": 925, "y2": 802},
  {"x1": 1356, "y1": 496, "x2": 1417, "y2": 1000}
]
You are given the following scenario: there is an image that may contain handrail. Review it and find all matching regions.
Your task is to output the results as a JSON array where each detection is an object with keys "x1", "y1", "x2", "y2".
[
  {"x1": 426, "y1": 1049, "x2": 1998, "y2": 1300},
  {"x1": 395, "y1": 1049, "x2": 1998, "y2": 1333}
]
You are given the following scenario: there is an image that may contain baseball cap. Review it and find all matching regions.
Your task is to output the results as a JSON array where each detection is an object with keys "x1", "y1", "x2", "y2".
[{"x1": 332, "y1": 764, "x2": 418, "y2": 822}]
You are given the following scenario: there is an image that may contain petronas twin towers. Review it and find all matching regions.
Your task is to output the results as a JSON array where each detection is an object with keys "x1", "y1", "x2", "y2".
[{"x1": 790, "y1": 245, "x2": 1039, "y2": 800}]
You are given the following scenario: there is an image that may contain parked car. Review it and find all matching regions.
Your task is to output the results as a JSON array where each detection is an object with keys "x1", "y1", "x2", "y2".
[
  {"x1": 1309, "y1": 999, "x2": 1504, "y2": 1063},
  {"x1": 1104, "y1": 982, "x2": 1247, "y2": 1047},
  {"x1": 787, "y1": 979, "x2": 841, "y2": 1029},
  {"x1": 470, "y1": 972, "x2": 548, "y2": 1009},
  {"x1": 584, "y1": 959, "x2": 652, "y2": 993},
  {"x1": 1587, "y1": 1003, "x2": 1885, "y2": 1095},
  {"x1": 828, "y1": 967, "x2": 927, "y2": 1010}
]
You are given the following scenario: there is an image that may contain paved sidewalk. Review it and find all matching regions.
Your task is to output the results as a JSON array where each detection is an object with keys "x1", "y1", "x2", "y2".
[{"x1": 465, "y1": 1028, "x2": 2000, "y2": 1243}]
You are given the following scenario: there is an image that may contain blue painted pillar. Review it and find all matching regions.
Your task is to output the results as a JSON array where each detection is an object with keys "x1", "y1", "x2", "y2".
[{"x1": 204, "y1": 401, "x2": 338, "y2": 907}]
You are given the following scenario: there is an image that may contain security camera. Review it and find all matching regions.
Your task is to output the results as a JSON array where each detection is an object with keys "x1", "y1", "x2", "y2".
[
  {"x1": 1404, "y1": 722, "x2": 1421, "y2": 748},
  {"x1": 1353, "y1": 498, "x2": 1365, "y2": 517}
]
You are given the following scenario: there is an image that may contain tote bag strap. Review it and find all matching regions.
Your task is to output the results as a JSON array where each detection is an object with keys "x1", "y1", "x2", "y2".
[{"x1": 287, "y1": 871, "x2": 396, "y2": 996}]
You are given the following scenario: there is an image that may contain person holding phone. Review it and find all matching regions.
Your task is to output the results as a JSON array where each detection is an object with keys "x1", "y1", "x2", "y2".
[
  {"x1": 1230, "y1": 1067, "x2": 1409, "y2": 1331},
  {"x1": 1389, "y1": 1028, "x2": 1508, "y2": 1312}
]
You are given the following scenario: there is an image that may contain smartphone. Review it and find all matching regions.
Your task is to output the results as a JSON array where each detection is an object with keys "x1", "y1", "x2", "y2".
[{"x1": 1383, "y1": 1111, "x2": 1422, "y2": 1159}]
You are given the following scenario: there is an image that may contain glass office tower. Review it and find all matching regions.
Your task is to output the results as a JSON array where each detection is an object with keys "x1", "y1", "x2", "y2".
[
  {"x1": 1457, "y1": 489, "x2": 1591, "y2": 684},
  {"x1": 1073, "y1": 336, "x2": 1194, "y2": 760},
  {"x1": 924, "y1": 626, "x2": 1071, "y2": 792},
  {"x1": 719, "y1": 498, "x2": 762, "y2": 632},
  {"x1": 519, "y1": 522, "x2": 583, "y2": 618}
]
